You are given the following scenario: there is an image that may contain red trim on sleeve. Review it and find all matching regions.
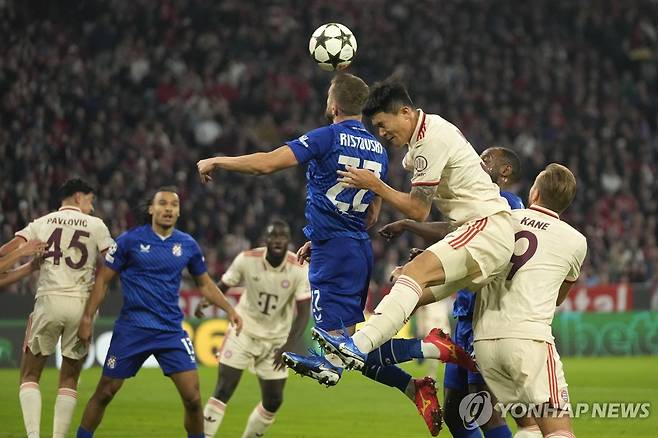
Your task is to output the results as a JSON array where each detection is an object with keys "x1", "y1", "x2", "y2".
[
  {"x1": 411, "y1": 180, "x2": 440, "y2": 187},
  {"x1": 14, "y1": 234, "x2": 28, "y2": 242}
]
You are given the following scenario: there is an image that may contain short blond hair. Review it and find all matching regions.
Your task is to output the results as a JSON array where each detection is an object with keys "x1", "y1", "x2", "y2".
[{"x1": 534, "y1": 163, "x2": 577, "y2": 214}]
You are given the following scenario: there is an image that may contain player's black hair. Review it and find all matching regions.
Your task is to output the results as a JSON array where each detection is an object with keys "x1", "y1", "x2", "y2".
[
  {"x1": 139, "y1": 186, "x2": 180, "y2": 223},
  {"x1": 363, "y1": 80, "x2": 414, "y2": 117},
  {"x1": 496, "y1": 147, "x2": 522, "y2": 184},
  {"x1": 59, "y1": 178, "x2": 95, "y2": 201}
]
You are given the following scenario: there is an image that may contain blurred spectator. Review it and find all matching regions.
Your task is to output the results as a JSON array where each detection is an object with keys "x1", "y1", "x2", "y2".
[{"x1": 1, "y1": 0, "x2": 657, "y2": 296}]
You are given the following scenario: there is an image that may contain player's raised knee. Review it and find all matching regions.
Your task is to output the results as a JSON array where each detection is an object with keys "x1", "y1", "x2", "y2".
[{"x1": 262, "y1": 394, "x2": 283, "y2": 413}]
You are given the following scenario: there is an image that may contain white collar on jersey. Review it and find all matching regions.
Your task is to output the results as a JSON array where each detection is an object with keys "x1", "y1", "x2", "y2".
[
  {"x1": 407, "y1": 109, "x2": 427, "y2": 149},
  {"x1": 529, "y1": 204, "x2": 560, "y2": 219},
  {"x1": 58, "y1": 206, "x2": 82, "y2": 212}
]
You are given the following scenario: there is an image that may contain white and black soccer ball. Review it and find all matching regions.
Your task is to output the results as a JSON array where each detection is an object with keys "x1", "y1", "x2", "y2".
[{"x1": 308, "y1": 23, "x2": 357, "y2": 71}]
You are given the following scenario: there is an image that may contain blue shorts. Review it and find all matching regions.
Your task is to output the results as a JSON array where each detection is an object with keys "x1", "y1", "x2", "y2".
[
  {"x1": 444, "y1": 317, "x2": 485, "y2": 390},
  {"x1": 103, "y1": 323, "x2": 197, "y2": 379},
  {"x1": 309, "y1": 237, "x2": 373, "y2": 331}
]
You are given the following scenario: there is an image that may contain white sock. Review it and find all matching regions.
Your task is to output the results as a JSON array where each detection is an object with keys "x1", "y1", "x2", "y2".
[
  {"x1": 353, "y1": 275, "x2": 422, "y2": 353},
  {"x1": 203, "y1": 397, "x2": 227, "y2": 438},
  {"x1": 241, "y1": 402, "x2": 275, "y2": 438},
  {"x1": 53, "y1": 388, "x2": 77, "y2": 438},
  {"x1": 514, "y1": 426, "x2": 543, "y2": 438},
  {"x1": 420, "y1": 341, "x2": 441, "y2": 359},
  {"x1": 19, "y1": 382, "x2": 41, "y2": 438}
]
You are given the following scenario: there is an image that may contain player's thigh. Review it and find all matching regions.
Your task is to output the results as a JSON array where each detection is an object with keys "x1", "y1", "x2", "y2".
[
  {"x1": 102, "y1": 325, "x2": 156, "y2": 379},
  {"x1": 309, "y1": 238, "x2": 372, "y2": 331},
  {"x1": 60, "y1": 296, "x2": 89, "y2": 360},
  {"x1": 428, "y1": 213, "x2": 515, "y2": 288},
  {"x1": 472, "y1": 340, "x2": 517, "y2": 405},
  {"x1": 253, "y1": 338, "x2": 288, "y2": 381},
  {"x1": 153, "y1": 329, "x2": 198, "y2": 377},
  {"x1": 24, "y1": 296, "x2": 65, "y2": 358},
  {"x1": 216, "y1": 327, "x2": 256, "y2": 372},
  {"x1": 169, "y1": 369, "x2": 201, "y2": 405}
]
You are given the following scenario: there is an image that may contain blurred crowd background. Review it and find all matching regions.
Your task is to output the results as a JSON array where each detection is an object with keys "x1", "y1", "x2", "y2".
[{"x1": 2, "y1": 0, "x2": 657, "y2": 297}]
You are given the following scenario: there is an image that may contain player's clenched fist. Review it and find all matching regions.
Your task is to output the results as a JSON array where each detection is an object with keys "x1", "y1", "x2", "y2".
[{"x1": 77, "y1": 316, "x2": 93, "y2": 347}]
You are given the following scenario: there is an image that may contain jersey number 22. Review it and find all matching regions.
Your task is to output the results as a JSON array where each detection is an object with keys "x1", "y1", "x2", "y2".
[{"x1": 326, "y1": 154, "x2": 382, "y2": 213}]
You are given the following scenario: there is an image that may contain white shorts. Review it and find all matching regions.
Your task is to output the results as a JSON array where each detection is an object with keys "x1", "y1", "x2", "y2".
[
  {"x1": 24, "y1": 295, "x2": 88, "y2": 360},
  {"x1": 473, "y1": 338, "x2": 570, "y2": 408},
  {"x1": 427, "y1": 212, "x2": 514, "y2": 301},
  {"x1": 217, "y1": 327, "x2": 288, "y2": 380}
]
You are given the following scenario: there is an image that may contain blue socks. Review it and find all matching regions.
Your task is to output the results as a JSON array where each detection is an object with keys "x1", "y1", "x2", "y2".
[
  {"x1": 188, "y1": 434, "x2": 205, "y2": 438},
  {"x1": 484, "y1": 425, "x2": 512, "y2": 438},
  {"x1": 76, "y1": 427, "x2": 93, "y2": 438},
  {"x1": 450, "y1": 426, "x2": 483, "y2": 438},
  {"x1": 360, "y1": 339, "x2": 422, "y2": 393},
  {"x1": 366, "y1": 339, "x2": 423, "y2": 366}
]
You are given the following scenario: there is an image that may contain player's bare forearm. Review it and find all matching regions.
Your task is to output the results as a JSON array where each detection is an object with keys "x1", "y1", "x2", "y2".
[
  {"x1": 556, "y1": 280, "x2": 575, "y2": 306},
  {"x1": 82, "y1": 265, "x2": 116, "y2": 321},
  {"x1": 197, "y1": 274, "x2": 235, "y2": 314},
  {"x1": 373, "y1": 181, "x2": 433, "y2": 222},
  {"x1": 286, "y1": 299, "x2": 311, "y2": 344},
  {"x1": 365, "y1": 196, "x2": 382, "y2": 229},
  {"x1": 0, "y1": 262, "x2": 33, "y2": 288},
  {"x1": 0, "y1": 237, "x2": 22, "y2": 258},
  {"x1": 199, "y1": 146, "x2": 298, "y2": 177}
]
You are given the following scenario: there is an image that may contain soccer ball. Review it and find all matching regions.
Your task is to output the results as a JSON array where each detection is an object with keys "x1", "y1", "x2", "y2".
[{"x1": 308, "y1": 23, "x2": 357, "y2": 71}]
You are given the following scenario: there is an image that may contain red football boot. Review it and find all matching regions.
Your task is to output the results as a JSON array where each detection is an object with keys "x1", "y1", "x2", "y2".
[
  {"x1": 413, "y1": 376, "x2": 443, "y2": 436},
  {"x1": 423, "y1": 328, "x2": 478, "y2": 372}
]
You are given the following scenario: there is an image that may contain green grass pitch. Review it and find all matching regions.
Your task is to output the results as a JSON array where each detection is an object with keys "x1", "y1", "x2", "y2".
[{"x1": 1, "y1": 356, "x2": 656, "y2": 437}]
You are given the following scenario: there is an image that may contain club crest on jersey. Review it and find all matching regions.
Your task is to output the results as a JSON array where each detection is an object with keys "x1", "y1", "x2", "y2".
[
  {"x1": 172, "y1": 243, "x2": 182, "y2": 257},
  {"x1": 106, "y1": 355, "x2": 117, "y2": 369},
  {"x1": 281, "y1": 279, "x2": 290, "y2": 288}
]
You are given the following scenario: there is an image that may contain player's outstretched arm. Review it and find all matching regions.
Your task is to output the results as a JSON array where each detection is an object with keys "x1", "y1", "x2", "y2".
[
  {"x1": 197, "y1": 145, "x2": 299, "y2": 182},
  {"x1": 0, "y1": 238, "x2": 46, "y2": 273},
  {"x1": 379, "y1": 220, "x2": 455, "y2": 242},
  {"x1": 364, "y1": 196, "x2": 382, "y2": 230},
  {"x1": 78, "y1": 265, "x2": 118, "y2": 346},
  {"x1": 338, "y1": 166, "x2": 434, "y2": 221},
  {"x1": 0, "y1": 260, "x2": 38, "y2": 289},
  {"x1": 194, "y1": 273, "x2": 243, "y2": 335},
  {"x1": 273, "y1": 298, "x2": 311, "y2": 371}
]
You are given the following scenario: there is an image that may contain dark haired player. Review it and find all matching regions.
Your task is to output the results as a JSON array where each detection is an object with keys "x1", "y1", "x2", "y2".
[
  {"x1": 10, "y1": 178, "x2": 114, "y2": 438},
  {"x1": 197, "y1": 75, "x2": 446, "y2": 436},
  {"x1": 196, "y1": 219, "x2": 311, "y2": 438},
  {"x1": 75, "y1": 187, "x2": 242, "y2": 438}
]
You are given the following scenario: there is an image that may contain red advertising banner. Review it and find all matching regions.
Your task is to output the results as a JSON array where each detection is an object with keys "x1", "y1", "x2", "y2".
[{"x1": 558, "y1": 283, "x2": 633, "y2": 312}]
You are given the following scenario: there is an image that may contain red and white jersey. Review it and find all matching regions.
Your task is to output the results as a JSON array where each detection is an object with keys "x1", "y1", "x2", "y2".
[
  {"x1": 221, "y1": 248, "x2": 310, "y2": 340},
  {"x1": 15, "y1": 206, "x2": 114, "y2": 299},
  {"x1": 402, "y1": 110, "x2": 510, "y2": 224},
  {"x1": 473, "y1": 205, "x2": 587, "y2": 343}
]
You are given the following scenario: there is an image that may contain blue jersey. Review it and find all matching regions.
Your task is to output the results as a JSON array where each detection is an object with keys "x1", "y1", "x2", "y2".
[
  {"x1": 452, "y1": 190, "x2": 524, "y2": 318},
  {"x1": 105, "y1": 225, "x2": 207, "y2": 331},
  {"x1": 287, "y1": 120, "x2": 389, "y2": 241}
]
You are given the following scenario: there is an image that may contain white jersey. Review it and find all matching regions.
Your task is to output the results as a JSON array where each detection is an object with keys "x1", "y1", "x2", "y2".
[
  {"x1": 403, "y1": 110, "x2": 510, "y2": 225},
  {"x1": 473, "y1": 205, "x2": 587, "y2": 343},
  {"x1": 221, "y1": 247, "x2": 311, "y2": 340},
  {"x1": 15, "y1": 207, "x2": 114, "y2": 299}
]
